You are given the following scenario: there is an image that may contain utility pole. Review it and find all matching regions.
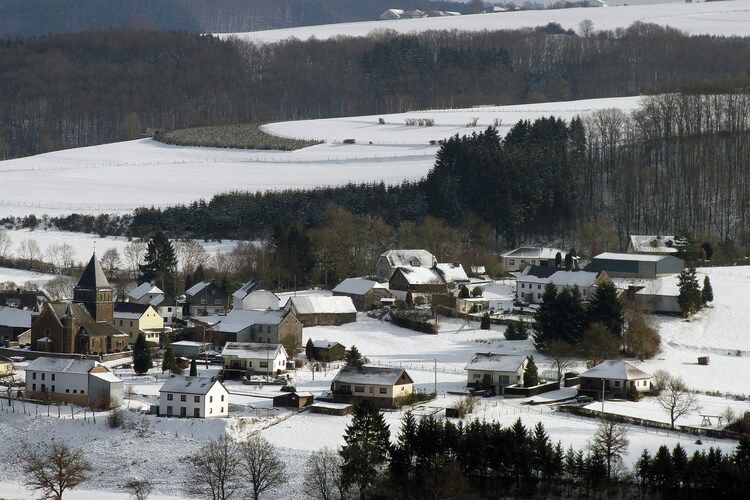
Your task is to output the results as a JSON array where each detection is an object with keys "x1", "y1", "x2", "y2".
[
  {"x1": 601, "y1": 378, "x2": 605, "y2": 414},
  {"x1": 434, "y1": 358, "x2": 437, "y2": 394}
]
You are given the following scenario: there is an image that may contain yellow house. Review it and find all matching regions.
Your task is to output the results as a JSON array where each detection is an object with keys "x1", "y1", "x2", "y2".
[
  {"x1": 114, "y1": 303, "x2": 163, "y2": 344},
  {"x1": 0, "y1": 359, "x2": 13, "y2": 376}
]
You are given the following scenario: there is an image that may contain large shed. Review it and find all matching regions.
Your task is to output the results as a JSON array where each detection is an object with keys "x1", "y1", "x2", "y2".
[{"x1": 591, "y1": 253, "x2": 683, "y2": 279}]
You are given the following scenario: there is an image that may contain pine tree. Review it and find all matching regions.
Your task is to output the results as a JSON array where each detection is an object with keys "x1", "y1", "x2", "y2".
[
  {"x1": 132, "y1": 332, "x2": 152, "y2": 375},
  {"x1": 392, "y1": 411, "x2": 418, "y2": 479},
  {"x1": 405, "y1": 290, "x2": 414, "y2": 307},
  {"x1": 340, "y1": 399, "x2": 391, "y2": 498},
  {"x1": 677, "y1": 267, "x2": 702, "y2": 317},
  {"x1": 162, "y1": 348, "x2": 182, "y2": 376},
  {"x1": 480, "y1": 312, "x2": 490, "y2": 330},
  {"x1": 189, "y1": 358, "x2": 197, "y2": 377},
  {"x1": 459, "y1": 285, "x2": 470, "y2": 299},
  {"x1": 305, "y1": 338, "x2": 315, "y2": 360},
  {"x1": 587, "y1": 281, "x2": 624, "y2": 336},
  {"x1": 523, "y1": 356, "x2": 539, "y2": 387},
  {"x1": 138, "y1": 231, "x2": 178, "y2": 295},
  {"x1": 702, "y1": 275, "x2": 713, "y2": 304},
  {"x1": 533, "y1": 283, "x2": 559, "y2": 349},
  {"x1": 345, "y1": 346, "x2": 365, "y2": 369}
]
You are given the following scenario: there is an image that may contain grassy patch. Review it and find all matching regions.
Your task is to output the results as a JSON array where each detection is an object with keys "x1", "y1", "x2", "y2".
[{"x1": 154, "y1": 123, "x2": 322, "y2": 151}]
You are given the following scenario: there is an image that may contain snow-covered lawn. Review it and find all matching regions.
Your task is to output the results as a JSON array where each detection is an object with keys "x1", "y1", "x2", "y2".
[{"x1": 0, "y1": 266, "x2": 56, "y2": 287}]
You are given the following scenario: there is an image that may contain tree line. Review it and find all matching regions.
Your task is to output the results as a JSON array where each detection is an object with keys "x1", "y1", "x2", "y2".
[{"x1": 3, "y1": 24, "x2": 750, "y2": 159}]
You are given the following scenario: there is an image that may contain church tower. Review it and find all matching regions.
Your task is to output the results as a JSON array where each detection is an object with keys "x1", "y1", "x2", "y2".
[{"x1": 73, "y1": 253, "x2": 114, "y2": 324}]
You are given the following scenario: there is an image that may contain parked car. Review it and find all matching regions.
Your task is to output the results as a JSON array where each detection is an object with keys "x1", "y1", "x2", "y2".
[{"x1": 575, "y1": 395, "x2": 594, "y2": 404}]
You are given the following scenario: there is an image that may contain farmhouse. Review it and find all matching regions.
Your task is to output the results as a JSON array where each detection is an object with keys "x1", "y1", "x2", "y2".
[
  {"x1": 197, "y1": 309, "x2": 302, "y2": 347},
  {"x1": 332, "y1": 278, "x2": 391, "y2": 311},
  {"x1": 388, "y1": 266, "x2": 447, "y2": 296},
  {"x1": 25, "y1": 357, "x2": 123, "y2": 409},
  {"x1": 113, "y1": 302, "x2": 163, "y2": 344},
  {"x1": 185, "y1": 280, "x2": 227, "y2": 316},
  {"x1": 375, "y1": 249, "x2": 437, "y2": 279},
  {"x1": 515, "y1": 267, "x2": 612, "y2": 304},
  {"x1": 331, "y1": 365, "x2": 414, "y2": 408},
  {"x1": 285, "y1": 296, "x2": 356, "y2": 327},
  {"x1": 232, "y1": 280, "x2": 280, "y2": 310},
  {"x1": 627, "y1": 235, "x2": 680, "y2": 254},
  {"x1": 0, "y1": 306, "x2": 33, "y2": 344},
  {"x1": 500, "y1": 247, "x2": 565, "y2": 274},
  {"x1": 309, "y1": 340, "x2": 346, "y2": 362},
  {"x1": 221, "y1": 342, "x2": 288, "y2": 378},
  {"x1": 159, "y1": 376, "x2": 228, "y2": 418},
  {"x1": 591, "y1": 252, "x2": 684, "y2": 279},
  {"x1": 464, "y1": 353, "x2": 530, "y2": 395},
  {"x1": 578, "y1": 360, "x2": 654, "y2": 400}
]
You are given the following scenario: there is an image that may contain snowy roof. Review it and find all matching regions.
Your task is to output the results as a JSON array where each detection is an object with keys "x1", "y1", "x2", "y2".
[
  {"x1": 580, "y1": 360, "x2": 653, "y2": 380},
  {"x1": 159, "y1": 376, "x2": 224, "y2": 396},
  {"x1": 185, "y1": 280, "x2": 212, "y2": 296},
  {"x1": 628, "y1": 235, "x2": 679, "y2": 254},
  {"x1": 635, "y1": 276, "x2": 680, "y2": 296},
  {"x1": 200, "y1": 309, "x2": 290, "y2": 334},
  {"x1": 501, "y1": 247, "x2": 564, "y2": 260},
  {"x1": 332, "y1": 278, "x2": 386, "y2": 295},
  {"x1": 312, "y1": 340, "x2": 344, "y2": 349},
  {"x1": 27, "y1": 357, "x2": 100, "y2": 374},
  {"x1": 380, "y1": 249, "x2": 436, "y2": 268},
  {"x1": 129, "y1": 282, "x2": 164, "y2": 300},
  {"x1": 594, "y1": 252, "x2": 672, "y2": 263},
  {"x1": 222, "y1": 342, "x2": 286, "y2": 359},
  {"x1": 0, "y1": 306, "x2": 33, "y2": 329},
  {"x1": 171, "y1": 341, "x2": 210, "y2": 347},
  {"x1": 287, "y1": 296, "x2": 356, "y2": 315},
  {"x1": 393, "y1": 266, "x2": 444, "y2": 285},
  {"x1": 518, "y1": 270, "x2": 600, "y2": 287},
  {"x1": 435, "y1": 263, "x2": 469, "y2": 283},
  {"x1": 333, "y1": 365, "x2": 413, "y2": 386},
  {"x1": 518, "y1": 266, "x2": 558, "y2": 279},
  {"x1": 232, "y1": 279, "x2": 261, "y2": 299},
  {"x1": 464, "y1": 353, "x2": 528, "y2": 373},
  {"x1": 90, "y1": 371, "x2": 123, "y2": 384}
]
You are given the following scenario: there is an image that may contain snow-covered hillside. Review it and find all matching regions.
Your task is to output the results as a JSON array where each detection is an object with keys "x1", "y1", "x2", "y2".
[{"x1": 221, "y1": 1, "x2": 750, "y2": 42}]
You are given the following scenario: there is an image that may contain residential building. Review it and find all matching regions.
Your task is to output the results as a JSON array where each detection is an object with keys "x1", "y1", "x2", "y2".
[
  {"x1": 195, "y1": 309, "x2": 302, "y2": 348},
  {"x1": 375, "y1": 249, "x2": 437, "y2": 280},
  {"x1": 221, "y1": 342, "x2": 288, "y2": 378},
  {"x1": 332, "y1": 278, "x2": 391, "y2": 311},
  {"x1": 464, "y1": 353, "x2": 530, "y2": 395},
  {"x1": 627, "y1": 235, "x2": 681, "y2": 254},
  {"x1": 0, "y1": 289, "x2": 49, "y2": 310},
  {"x1": 578, "y1": 360, "x2": 654, "y2": 400},
  {"x1": 185, "y1": 280, "x2": 227, "y2": 316},
  {"x1": 500, "y1": 247, "x2": 565, "y2": 274},
  {"x1": 331, "y1": 365, "x2": 414, "y2": 408},
  {"x1": 24, "y1": 357, "x2": 123, "y2": 409},
  {"x1": 169, "y1": 340, "x2": 213, "y2": 359},
  {"x1": 232, "y1": 280, "x2": 280, "y2": 310},
  {"x1": 113, "y1": 302, "x2": 163, "y2": 344},
  {"x1": 158, "y1": 376, "x2": 228, "y2": 418},
  {"x1": 128, "y1": 283, "x2": 165, "y2": 305},
  {"x1": 591, "y1": 253, "x2": 684, "y2": 279},
  {"x1": 285, "y1": 296, "x2": 357, "y2": 327},
  {"x1": 633, "y1": 277, "x2": 681, "y2": 314},
  {"x1": 388, "y1": 266, "x2": 448, "y2": 296},
  {"x1": 515, "y1": 267, "x2": 612, "y2": 304},
  {"x1": 128, "y1": 283, "x2": 183, "y2": 326},
  {"x1": 309, "y1": 340, "x2": 346, "y2": 362},
  {"x1": 0, "y1": 306, "x2": 33, "y2": 343}
]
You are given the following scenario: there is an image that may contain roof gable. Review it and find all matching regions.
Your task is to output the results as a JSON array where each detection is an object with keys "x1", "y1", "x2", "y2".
[
  {"x1": 464, "y1": 353, "x2": 528, "y2": 372},
  {"x1": 580, "y1": 360, "x2": 653, "y2": 380},
  {"x1": 333, "y1": 365, "x2": 412, "y2": 385}
]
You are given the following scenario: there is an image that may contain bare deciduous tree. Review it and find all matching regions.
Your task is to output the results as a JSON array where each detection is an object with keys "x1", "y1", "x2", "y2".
[
  {"x1": 20, "y1": 442, "x2": 92, "y2": 500},
  {"x1": 545, "y1": 340, "x2": 577, "y2": 383},
  {"x1": 0, "y1": 229, "x2": 13, "y2": 261},
  {"x1": 17, "y1": 238, "x2": 42, "y2": 268},
  {"x1": 100, "y1": 247, "x2": 121, "y2": 277},
  {"x1": 46, "y1": 243, "x2": 76, "y2": 274},
  {"x1": 304, "y1": 447, "x2": 344, "y2": 500},
  {"x1": 44, "y1": 275, "x2": 77, "y2": 301},
  {"x1": 183, "y1": 434, "x2": 242, "y2": 500},
  {"x1": 589, "y1": 420, "x2": 629, "y2": 481},
  {"x1": 656, "y1": 374, "x2": 701, "y2": 429},
  {"x1": 176, "y1": 240, "x2": 209, "y2": 278},
  {"x1": 124, "y1": 478, "x2": 154, "y2": 500},
  {"x1": 240, "y1": 435, "x2": 287, "y2": 500},
  {"x1": 124, "y1": 240, "x2": 148, "y2": 280}
]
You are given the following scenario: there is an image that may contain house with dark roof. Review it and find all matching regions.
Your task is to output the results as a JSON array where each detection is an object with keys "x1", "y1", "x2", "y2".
[
  {"x1": 331, "y1": 365, "x2": 414, "y2": 408},
  {"x1": 591, "y1": 252, "x2": 684, "y2": 279},
  {"x1": 579, "y1": 360, "x2": 654, "y2": 400},
  {"x1": 332, "y1": 278, "x2": 391, "y2": 311},
  {"x1": 464, "y1": 353, "x2": 530, "y2": 395},
  {"x1": 29, "y1": 254, "x2": 128, "y2": 355},
  {"x1": 194, "y1": 308, "x2": 302, "y2": 348},
  {"x1": 25, "y1": 357, "x2": 123, "y2": 409},
  {"x1": 185, "y1": 280, "x2": 227, "y2": 316},
  {"x1": 113, "y1": 302, "x2": 163, "y2": 344},
  {"x1": 158, "y1": 376, "x2": 228, "y2": 418},
  {"x1": 232, "y1": 280, "x2": 280, "y2": 310}
]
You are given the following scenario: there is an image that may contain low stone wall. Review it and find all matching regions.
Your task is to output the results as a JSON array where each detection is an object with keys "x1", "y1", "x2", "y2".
[{"x1": 503, "y1": 381, "x2": 559, "y2": 398}]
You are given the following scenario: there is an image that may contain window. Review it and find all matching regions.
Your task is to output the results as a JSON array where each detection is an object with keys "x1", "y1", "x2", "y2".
[
  {"x1": 180, "y1": 407, "x2": 187, "y2": 417},
  {"x1": 32, "y1": 373, "x2": 36, "y2": 380},
  {"x1": 369, "y1": 387, "x2": 374, "y2": 393},
  {"x1": 168, "y1": 307, "x2": 172, "y2": 312},
  {"x1": 537, "y1": 285, "x2": 541, "y2": 290},
  {"x1": 220, "y1": 407, "x2": 224, "y2": 413},
  {"x1": 260, "y1": 362, "x2": 268, "y2": 368},
  {"x1": 354, "y1": 386, "x2": 365, "y2": 393},
  {"x1": 501, "y1": 375, "x2": 510, "y2": 385},
  {"x1": 32, "y1": 384, "x2": 36, "y2": 390},
  {"x1": 180, "y1": 395, "x2": 186, "y2": 402},
  {"x1": 200, "y1": 299, "x2": 207, "y2": 305},
  {"x1": 73, "y1": 389, "x2": 77, "y2": 394},
  {"x1": 51, "y1": 374, "x2": 55, "y2": 381},
  {"x1": 209, "y1": 408, "x2": 213, "y2": 414},
  {"x1": 120, "y1": 320, "x2": 123, "y2": 326},
  {"x1": 194, "y1": 408, "x2": 200, "y2": 418},
  {"x1": 41, "y1": 373, "x2": 45, "y2": 381},
  {"x1": 81, "y1": 390, "x2": 84, "y2": 394},
  {"x1": 473, "y1": 374, "x2": 481, "y2": 379},
  {"x1": 211, "y1": 289, "x2": 215, "y2": 295},
  {"x1": 221, "y1": 395, "x2": 225, "y2": 402},
  {"x1": 51, "y1": 385, "x2": 55, "y2": 392},
  {"x1": 130, "y1": 321, "x2": 134, "y2": 327},
  {"x1": 614, "y1": 381, "x2": 620, "y2": 387},
  {"x1": 379, "y1": 387, "x2": 387, "y2": 394},
  {"x1": 194, "y1": 396, "x2": 200, "y2": 403},
  {"x1": 521, "y1": 283, "x2": 525, "y2": 289},
  {"x1": 509, "y1": 259, "x2": 515, "y2": 265},
  {"x1": 167, "y1": 394, "x2": 173, "y2": 401},
  {"x1": 210, "y1": 396, "x2": 213, "y2": 403},
  {"x1": 66, "y1": 389, "x2": 70, "y2": 393}
]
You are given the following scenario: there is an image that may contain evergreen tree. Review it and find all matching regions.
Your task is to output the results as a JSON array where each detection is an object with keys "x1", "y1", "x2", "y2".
[
  {"x1": 305, "y1": 338, "x2": 315, "y2": 360},
  {"x1": 677, "y1": 267, "x2": 702, "y2": 317},
  {"x1": 345, "y1": 346, "x2": 365, "y2": 369},
  {"x1": 459, "y1": 285, "x2": 470, "y2": 299},
  {"x1": 162, "y1": 347, "x2": 182, "y2": 376},
  {"x1": 556, "y1": 286, "x2": 587, "y2": 345},
  {"x1": 132, "y1": 332, "x2": 152, "y2": 375},
  {"x1": 523, "y1": 356, "x2": 539, "y2": 387},
  {"x1": 480, "y1": 312, "x2": 490, "y2": 330},
  {"x1": 636, "y1": 449, "x2": 652, "y2": 495},
  {"x1": 391, "y1": 411, "x2": 418, "y2": 479},
  {"x1": 587, "y1": 281, "x2": 624, "y2": 336},
  {"x1": 405, "y1": 290, "x2": 414, "y2": 307},
  {"x1": 189, "y1": 358, "x2": 197, "y2": 377},
  {"x1": 533, "y1": 283, "x2": 559, "y2": 349},
  {"x1": 138, "y1": 231, "x2": 178, "y2": 295},
  {"x1": 702, "y1": 275, "x2": 713, "y2": 304},
  {"x1": 340, "y1": 399, "x2": 391, "y2": 499}
]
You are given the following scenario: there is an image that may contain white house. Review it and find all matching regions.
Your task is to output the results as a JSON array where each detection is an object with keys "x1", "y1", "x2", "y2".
[
  {"x1": 25, "y1": 357, "x2": 123, "y2": 409},
  {"x1": 159, "y1": 376, "x2": 228, "y2": 418},
  {"x1": 221, "y1": 342, "x2": 289, "y2": 378},
  {"x1": 375, "y1": 249, "x2": 437, "y2": 279},
  {"x1": 128, "y1": 283, "x2": 165, "y2": 304},
  {"x1": 128, "y1": 283, "x2": 183, "y2": 326},
  {"x1": 500, "y1": 247, "x2": 565, "y2": 274},
  {"x1": 232, "y1": 280, "x2": 280, "y2": 310},
  {"x1": 579, "y1": 360, "x2": 654, "y2": 399},
  {"x1": 515, "y1": 267, "x2": 611, "y2": 304},
  {"x1": 464, "y1": 353, "x2": 529, "y2": 395},
  {"x1": 331, "y1": 365, "x2": 414, "y2": 409}
]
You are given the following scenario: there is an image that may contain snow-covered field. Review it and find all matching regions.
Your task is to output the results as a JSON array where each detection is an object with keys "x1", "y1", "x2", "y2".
[
  {"x1": 0, "y1": 96, "x2": 642, "y2": 219},
  {"x1": 221, "y1": 1, "x2": 750, "y2": 42},
  {"x1": 0, "y1": 266, "x2": 56, "y2": 287},
  {"x1": 1, "y1": 266, "x2": 749, "y2": 498}
]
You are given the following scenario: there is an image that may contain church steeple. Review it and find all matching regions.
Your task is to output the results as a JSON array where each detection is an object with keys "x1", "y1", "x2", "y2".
[{"x1": 73, "y1": 253, "x2": 113, "y2": 324}]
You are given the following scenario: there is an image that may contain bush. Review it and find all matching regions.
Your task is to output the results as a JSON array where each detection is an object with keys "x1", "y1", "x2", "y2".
[
  {"x1": 455, "y1": 395, "x2": 477, "y2": 418},
  {"x1": 626, "y1": 383, "x2": 640, "y2": 402},
  {"x1": 504, "y1": 321, "x2": 529, "y2": 340},
  {"x1": 107, "y1": 408, "x2": 126, "y2": 429},
  {"x1": 155, "y1": 122, "x2": 322, "y2": 150},
  {"x1": 480, "y1": 313, "x2": 490, "y2": 330},
  {"x1": 391, "y1": 310, "x2": 437, "y2": 334},
  {"x1": 394, "y1": 392, "x2": 433, "y2": 408}
]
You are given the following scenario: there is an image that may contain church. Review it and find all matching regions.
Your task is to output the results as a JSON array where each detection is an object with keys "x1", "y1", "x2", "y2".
[{"x1": 30, "y1": 253, "x2": 129, "y2": 355}]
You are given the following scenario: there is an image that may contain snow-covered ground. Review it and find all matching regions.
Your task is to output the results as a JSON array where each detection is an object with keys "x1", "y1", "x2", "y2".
[
  {"x1": 0, "y1": 96, "x2": 642, "y2": 219},
  {"x1": 221, "y1": 1, "x2": 750, "y2": 42},
  {"x1": 0, "y1": 267, "x2": 56, "y2": 287},
  {"x1": 1, "y1": 266, "x2": 749, "y2": 498}
]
